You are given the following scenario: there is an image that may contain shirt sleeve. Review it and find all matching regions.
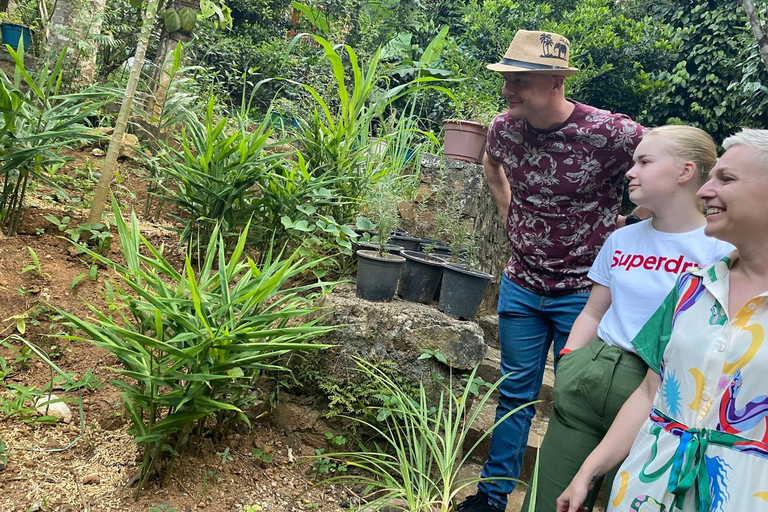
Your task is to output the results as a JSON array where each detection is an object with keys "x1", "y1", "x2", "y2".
[
  {"x1": 485, "y1": 114, "x2": 505, "y2": 162},
  {"x1": 587, "y1": 232, "x2": 615, "y2": 287},
  {"x1": 631, "y1": 278, "x2": 680, "y2": 374}
]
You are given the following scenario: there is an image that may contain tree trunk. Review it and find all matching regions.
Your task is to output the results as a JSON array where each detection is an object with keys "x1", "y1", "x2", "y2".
[
  {"x1": 147, "y1": 31, "x2": 190, "y2": 122},
  {"x1": 48, "y1": 0, "x2": 107, "y2": 86},
  {"x1": 740, "y1": 0, "x2": 768, "y2": 73},
  {"x1": 146, "y1": 0, "x2": 197, "y2": 125},
  {"x1": 87, "y1": 0, "x2": 161, "y2": 224}
]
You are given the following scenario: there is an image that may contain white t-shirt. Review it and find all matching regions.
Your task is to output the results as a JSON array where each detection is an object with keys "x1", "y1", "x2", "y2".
[{"x1": 589, "y1": 219, "x2": 734, "y2": 353}]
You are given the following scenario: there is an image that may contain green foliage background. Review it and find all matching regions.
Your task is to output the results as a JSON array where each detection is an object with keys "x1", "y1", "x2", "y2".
[{"x1": 176, "y1": 0, "x2": 768, "y2": 141}]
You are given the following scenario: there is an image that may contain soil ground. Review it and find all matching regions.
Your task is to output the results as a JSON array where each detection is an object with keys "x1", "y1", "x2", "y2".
[
  {"x1": 0, "y1": 152, "x2": 353, "y2": 511},
  {"x1": 0, "y1": 149, "x2": 550, "y2": 512}
]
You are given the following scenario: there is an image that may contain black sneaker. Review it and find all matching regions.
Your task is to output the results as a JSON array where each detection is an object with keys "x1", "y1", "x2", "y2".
[{"x1": 455, "y1": 491, "x2": 506, "y2": 512}]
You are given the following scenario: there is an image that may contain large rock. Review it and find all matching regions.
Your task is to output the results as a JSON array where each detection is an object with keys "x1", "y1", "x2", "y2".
[
  {"x1": 298, "y1": 285, "x2": 488, "y2": 408},
  {"x1": 92, "y1": 127, "x2": 143, "y2": 160},
  {"x1": 477, "y1": 314, "x2": 499, "y2": 350},
  {"x1": 314, "y1": 285, "x2": 487, "y2": 371},
  {"x1": 34, "y1": 394, "x2": 72, "y2": 423}
]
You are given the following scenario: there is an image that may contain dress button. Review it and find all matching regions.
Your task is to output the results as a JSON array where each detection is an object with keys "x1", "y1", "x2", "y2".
[
  {"x1": 716, "y1": 342, "x2": 727, "y2": 352},
  {"x1": 702, "y1": 391, "x2": 711, "y2": 402}
]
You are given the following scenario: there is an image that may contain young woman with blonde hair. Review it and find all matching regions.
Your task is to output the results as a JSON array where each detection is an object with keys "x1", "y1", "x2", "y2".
[{"x1": 524, "y1": 125, "x2": 734, "y2": 511}]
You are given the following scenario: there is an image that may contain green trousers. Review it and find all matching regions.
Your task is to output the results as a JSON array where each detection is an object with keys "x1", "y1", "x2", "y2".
[{"x1": 521, "y1": 338, "x2": 647, "y2": 512}]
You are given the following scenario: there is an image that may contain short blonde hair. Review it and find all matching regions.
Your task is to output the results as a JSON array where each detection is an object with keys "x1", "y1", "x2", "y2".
[
  {"x1": 722, "y1": 128, "x2": 768, "y2": 169},
  {"x1": 643, "y1": 125, "x2": 717, "y2": 184}
]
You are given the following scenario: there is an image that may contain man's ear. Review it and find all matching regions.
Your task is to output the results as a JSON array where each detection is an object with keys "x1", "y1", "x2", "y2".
[
  {"x1": 678, "y1": 161, "x2": 697, "y2": 184},
  {"x1": 552, "y1": 75, "x2": 565, "y2": 92}
]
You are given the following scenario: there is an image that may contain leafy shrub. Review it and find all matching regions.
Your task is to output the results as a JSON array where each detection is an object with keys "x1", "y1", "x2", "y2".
[
  {"x1": 547, "y1": 0, "x2": 677, "y2": 119},
  {"x1": 284, "y1": 34, "x2": 451, "y2": 222},
  {"x1": 460, "y1": 0, "x2": 553, "y2": 65},
  {"x1": 637, "y1": 0, "x2": 768, "y2": 140},
  {"x1": 192, "y1": 27, "x2": 307, "y2": 109},
  {"x1": 291, "y1": 357, "x2": 417, "y2": 419},
  {"x1": 57, "y1": 199, "x2": 336, "y2": 493}
]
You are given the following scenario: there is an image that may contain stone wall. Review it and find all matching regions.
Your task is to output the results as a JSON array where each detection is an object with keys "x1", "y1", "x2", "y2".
[
  {"x1": 0, "y1": 47, "x2": 16, "y2": 76},
  {"x1": 0, "y1": 46, "x2": 37, "y2": 78},
  {"x1": 399, "y1": 154, "x2": 508, "y2": 316}
]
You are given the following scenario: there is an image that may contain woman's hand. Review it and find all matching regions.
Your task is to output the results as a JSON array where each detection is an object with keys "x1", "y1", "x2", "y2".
[{"x1": 556, "y1": 474, "x2": 595, "y2": 512}]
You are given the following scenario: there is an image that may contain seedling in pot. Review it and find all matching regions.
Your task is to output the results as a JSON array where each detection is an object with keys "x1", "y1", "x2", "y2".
[{"x1": 364, "y1": 179, "x2": 402, "y2": 258}]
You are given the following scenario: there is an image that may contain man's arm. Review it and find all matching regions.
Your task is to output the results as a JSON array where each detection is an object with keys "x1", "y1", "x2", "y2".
[
  {"x1": 483, "y1": 152, "x2": 511, "y2": 223},
  {"x1": 556, "y1": 368, "x2": 659, "y2": 512}
]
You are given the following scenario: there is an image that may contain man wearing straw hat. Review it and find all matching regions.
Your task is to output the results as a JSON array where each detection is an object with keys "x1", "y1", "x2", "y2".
[{"x1": 458, "y1": 30, "x2": 644, "y2": 512}]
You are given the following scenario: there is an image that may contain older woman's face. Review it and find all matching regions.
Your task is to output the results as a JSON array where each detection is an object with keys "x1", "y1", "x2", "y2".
[{"x1": 697, "y1": 145, "x2": 768, "y2": 245}]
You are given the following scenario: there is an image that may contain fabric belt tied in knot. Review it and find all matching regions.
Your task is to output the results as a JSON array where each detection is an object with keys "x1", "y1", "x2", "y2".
[
  {"x1": 650, "y1": 407, "x2": 749, "y2": 512},
  {"x1": 667, "y1": 427, "x2": 711, "y2": 512}
]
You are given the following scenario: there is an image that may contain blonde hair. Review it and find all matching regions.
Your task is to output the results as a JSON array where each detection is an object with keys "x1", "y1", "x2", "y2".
[
  {"x1": 643, "y1": 125, "x2": 717, "y2": 184},
  {"x1": 722, "y1": 128, "x2": 768, "y2": 169}
]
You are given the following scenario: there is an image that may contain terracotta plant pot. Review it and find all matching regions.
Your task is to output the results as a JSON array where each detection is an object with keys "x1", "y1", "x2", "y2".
[{"x1": 442, "y1": 120, "x2": 487, "y2": 164}]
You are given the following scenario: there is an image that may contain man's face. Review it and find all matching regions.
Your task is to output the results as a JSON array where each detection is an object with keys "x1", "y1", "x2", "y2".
[{"x1": 501, "y1": 72, "x2": 559, "y2": 119}]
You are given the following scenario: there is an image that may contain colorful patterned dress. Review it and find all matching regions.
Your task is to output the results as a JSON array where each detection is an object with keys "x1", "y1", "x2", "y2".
[{"x1": 608, "y1": 252, "x2": 768, "y2": 512}]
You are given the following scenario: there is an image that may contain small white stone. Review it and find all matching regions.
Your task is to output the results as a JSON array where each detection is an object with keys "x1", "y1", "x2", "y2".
[{"x1": 34, "y1": 394, "x2": 72, "y2": 423}]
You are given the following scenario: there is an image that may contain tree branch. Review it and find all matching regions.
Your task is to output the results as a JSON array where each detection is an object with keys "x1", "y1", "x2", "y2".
[{"x1": 740, "y1": 0, "x2": 768, "y2": 73}]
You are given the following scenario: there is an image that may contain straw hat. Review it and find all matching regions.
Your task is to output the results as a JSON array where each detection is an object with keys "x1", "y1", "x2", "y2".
[{"x1": 487, "y1": 30, "x2": 579, "y2": 76}]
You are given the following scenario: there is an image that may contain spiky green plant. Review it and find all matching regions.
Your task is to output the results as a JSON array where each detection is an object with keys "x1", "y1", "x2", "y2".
[
  {"x1": 0, "y1": 46, "x2": 115, "y2": 235},
  {"x1": 283, "y1": 34, "x2": 453, "y2": 223},
  {"x1": 146, "y1": 93, "x2": 287, "y2": 253},
  {"x1": 57, "y1": 198, "x2": 336, "y2": 495},
  {"x1": 309, "y1": 359, "x2": 536, "y2": 511}
]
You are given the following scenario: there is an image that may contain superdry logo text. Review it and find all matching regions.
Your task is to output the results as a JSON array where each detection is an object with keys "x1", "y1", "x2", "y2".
[{"x1": 610, "y1": 250, "x2": 699, "y2": 274}]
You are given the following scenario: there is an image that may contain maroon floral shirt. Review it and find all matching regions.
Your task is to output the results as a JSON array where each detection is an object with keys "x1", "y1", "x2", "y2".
[{"x1": 486, "y1": 101, "x2": 645, "y2": 295}]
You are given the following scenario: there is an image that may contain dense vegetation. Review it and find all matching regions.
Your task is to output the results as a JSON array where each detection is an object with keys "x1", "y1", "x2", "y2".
[
  {"x1": 182, "y1": 0, "x2": 768, "y2": 141},
  {"x1": 0, "y1": 0, "x2": 767, "y2": 506}
]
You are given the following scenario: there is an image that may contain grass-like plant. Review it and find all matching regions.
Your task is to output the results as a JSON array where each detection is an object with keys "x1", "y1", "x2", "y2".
[
  {"x1": 0, "y1": 47, "x2": 115, "y2": 235},
  {"x1": 146, "y1": 93, "x2": 288, "y2": 253},
  {"x1": 309, "y1": 358, "x2": 535, "y2": 512},
  {"x1": 57, "y1": 198, "x2": 337, "y2": 495},
  {"x1": 284, "y1": 34, "x2": 452, "y2": 224}
]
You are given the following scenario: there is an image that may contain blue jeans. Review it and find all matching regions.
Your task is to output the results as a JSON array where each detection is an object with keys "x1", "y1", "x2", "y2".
[{"x1": 478, "y1": 275, "x2": 589, "y2": 510}]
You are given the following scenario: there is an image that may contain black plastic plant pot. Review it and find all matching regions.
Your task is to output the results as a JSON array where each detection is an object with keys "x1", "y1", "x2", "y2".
[
  {"x1": 438, "y1": 263, "x2": 493, "y2": 320},
  {"x1": 355, "y1": 241, "x2": 405, "y2": 257},
  {"x1": 348, "y1": 224, "x2": 376, "y2": 237},
  {"x1": 390, "y1": 235, "x2": 432, "y2": 253},
  {"x1": 356, "y1": 250, "x2": 406, "y2": 302},
  {"x1": 398, "y1": 250, "x2": 445, "y2": 304},
  {"x1": 421, "y1": 243, "x2": 450, "y2": 257}
]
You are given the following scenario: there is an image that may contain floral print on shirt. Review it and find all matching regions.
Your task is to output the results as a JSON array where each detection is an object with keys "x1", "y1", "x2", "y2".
[{"x1": 486, "y1": 101, "x2": 644, "y2": 295}]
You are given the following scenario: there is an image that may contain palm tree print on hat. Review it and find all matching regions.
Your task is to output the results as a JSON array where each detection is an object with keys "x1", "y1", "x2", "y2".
[
  {"x1": 539, "y1": 33, "x2": 569, "y2": 61},
  {"x1": 540, "y1": 33, "x2": 554, "y2": 56}
]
